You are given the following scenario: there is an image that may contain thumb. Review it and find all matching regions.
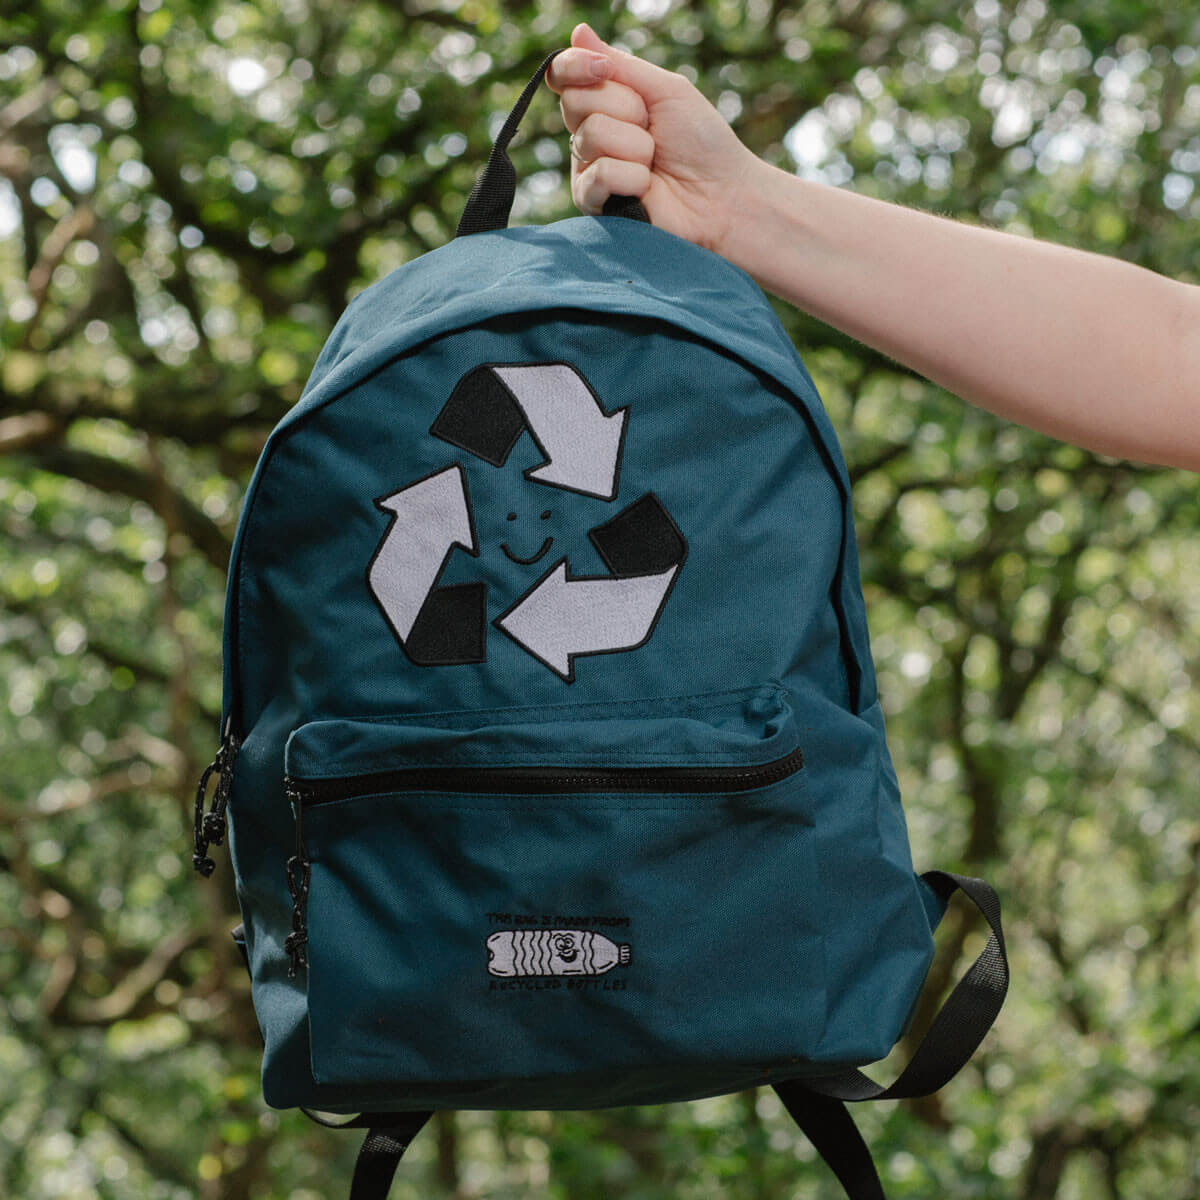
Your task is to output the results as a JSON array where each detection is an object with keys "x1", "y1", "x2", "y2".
[{"x1": 569, "y1": 22, "x2": 690, "y2": 106}]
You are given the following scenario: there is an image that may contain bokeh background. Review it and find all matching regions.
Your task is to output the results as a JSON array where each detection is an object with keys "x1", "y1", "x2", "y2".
[{"x1": 2, "y1": 1, "x2": 1198, "y2": 1197}]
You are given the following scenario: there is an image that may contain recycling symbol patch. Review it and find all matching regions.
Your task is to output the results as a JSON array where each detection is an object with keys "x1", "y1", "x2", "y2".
[{"x1": 365, "y1": 361, "x2": 688, "y2": 683}]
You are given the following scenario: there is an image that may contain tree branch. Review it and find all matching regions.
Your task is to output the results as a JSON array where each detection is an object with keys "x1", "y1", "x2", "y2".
[
  {"x1": 66, "y1": 927, "x2": 202, "y2": 1025},
  {"x1": 17, "y1": 443, "x2": 232, "y2": 570}
]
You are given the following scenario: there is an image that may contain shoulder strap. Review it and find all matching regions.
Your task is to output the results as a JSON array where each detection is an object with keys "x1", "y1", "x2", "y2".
[
  {"x1": 296, "y1": 1106, "x2": 434, "y2": 1199},
  {"x1": 348, "y1": 1112, "x2": 432, "y2": 1200},
  {"x1": 773, "y1": 1086, "x2": 885, "y2": 1199},
  {"x1": 775, "y1": 870, "x2": 1007, "y2": 1199}
]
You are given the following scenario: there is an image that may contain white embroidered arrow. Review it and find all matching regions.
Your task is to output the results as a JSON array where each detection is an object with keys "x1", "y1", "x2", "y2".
[
  {"x1": 491, "y1": 364, "x2": 627, "y2": 500},
  {"x1": 495, "y1": 560, "x2": 680, "y2": 681},
  {"x1": 368, "y1": 465, "x2": 475, "y2": 641}
]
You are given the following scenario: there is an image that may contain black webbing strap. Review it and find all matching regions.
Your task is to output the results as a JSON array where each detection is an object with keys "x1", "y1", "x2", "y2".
[
  {"x1": 455, "y1": 48, "x2": 650, "y2": 237},
  {"x1": 348, "y1": 1111, "x2": 432, "y2": 1200},
  {"x1": 772, "y1": 871, "x2": 1007, "y2": 1199},
  {"x1": 299, "y1": 1107, "x2": 434, "y2": 1197},
  {"x1": 809, "y1": 871, "x2": 1008, "y2": 1103},
  {"x1": 773, "y1": 1085, "x2": 884, "y2": 1200}
]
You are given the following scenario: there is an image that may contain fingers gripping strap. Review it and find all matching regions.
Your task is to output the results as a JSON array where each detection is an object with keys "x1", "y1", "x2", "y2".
[
  {"x1": 348, "y1": 1112, "x2": 432, "y2": 1200},
  {"x1": 810, "y1": 871, "x2": 1008, "y2": 1103},
  {"x1": 773, "y1": 1084, "x2": 885, "y2": 1200},
  {"x1": 456, "y1": 48, "x2": 650, "y2": 236}
]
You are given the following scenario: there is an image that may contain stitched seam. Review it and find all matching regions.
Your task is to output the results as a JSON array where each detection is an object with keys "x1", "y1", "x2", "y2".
[
  {"x1": 327, "y1": 686, "x2": 786, "y2": 728},
  {"x1": 290, "y1": 746, "x2": 794, "y2": 772},
  {"x1": 300, "y1": 776, "x2": 799, "y2": 795},
  {"x1": 307, "y1": 798, "x2": 808, "y2": 813},
  {"x1": 302, "y1": 777, "x2": 808, "y2": 809}
]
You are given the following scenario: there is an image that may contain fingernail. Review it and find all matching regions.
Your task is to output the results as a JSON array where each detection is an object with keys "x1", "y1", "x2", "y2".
[{"x1": 589, "y1": 55, "x2": 613, "y2": 79}]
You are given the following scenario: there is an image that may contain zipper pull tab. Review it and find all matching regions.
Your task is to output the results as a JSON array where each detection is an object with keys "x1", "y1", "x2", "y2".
[
  {"x1": 192, "y1": 717, "x2": 241, "y2": 877},
  {"x1": 284, "y1": 854, "x2": 310, "y2": 978},
  {"x1": 284, "y1": 780, "x2": 309, "y2": 977},
  {"x1": 191, "y1": 752, "x2": 221, "y2": 877}
]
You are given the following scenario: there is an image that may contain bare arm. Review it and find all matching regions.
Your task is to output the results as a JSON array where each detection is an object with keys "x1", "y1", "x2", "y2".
[
  {"x1": 549, "y1": 24, "x2": 1200, "y2": 472},
  {"x1": 724, "y1": 163, "x2": 1200, "y2": 470}
]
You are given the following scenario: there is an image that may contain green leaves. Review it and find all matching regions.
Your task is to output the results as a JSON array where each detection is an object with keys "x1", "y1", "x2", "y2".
[{"x1": 1, "y1": 1, "x2": 1197, "y2": 1196}]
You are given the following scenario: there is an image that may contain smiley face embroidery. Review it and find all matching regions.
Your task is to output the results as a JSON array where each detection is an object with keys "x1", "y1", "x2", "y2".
[
  {"x1": 366, "y1": 361, "x2": 688, "y2": 683},
  {"x1": 501, "y1": 508, "x2": 553, "y2": 566}
]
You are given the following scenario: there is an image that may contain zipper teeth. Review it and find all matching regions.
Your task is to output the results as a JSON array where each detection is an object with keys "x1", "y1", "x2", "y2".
[{"x1": 289, "y1": 745, "x2": 804, "y2": 806}]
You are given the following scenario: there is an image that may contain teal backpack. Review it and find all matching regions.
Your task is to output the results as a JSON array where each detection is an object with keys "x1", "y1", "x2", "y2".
[{"x1": 192, "y1": 48, "x2": 1008, "y2": 1200}]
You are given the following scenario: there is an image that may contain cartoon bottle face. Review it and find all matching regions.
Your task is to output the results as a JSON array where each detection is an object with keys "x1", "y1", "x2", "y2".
[{"x1": 486, "y1": 929, "x2": 632, "y2": 977}]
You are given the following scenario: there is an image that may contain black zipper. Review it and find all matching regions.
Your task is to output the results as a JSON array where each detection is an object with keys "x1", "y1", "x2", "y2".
[
  {"x1": 288, "y1": 746, "x2": 805, "y2": 807},
  {"x1": 281, "y1": 746, "x2": 803, "y2": 977}
]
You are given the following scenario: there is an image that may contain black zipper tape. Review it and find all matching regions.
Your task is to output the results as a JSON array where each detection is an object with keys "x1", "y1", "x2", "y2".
[{"x1": 287, "y1": 745, "x2": 804, "y2": 807}]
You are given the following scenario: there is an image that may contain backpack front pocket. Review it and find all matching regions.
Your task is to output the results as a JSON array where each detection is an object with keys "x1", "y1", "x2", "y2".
[{"x1": 284, "y1": 682, "x2": 827, "y2": 1103}]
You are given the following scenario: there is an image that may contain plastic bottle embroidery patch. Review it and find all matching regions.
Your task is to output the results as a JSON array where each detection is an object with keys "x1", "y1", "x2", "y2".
[{"x1": 487, "y1": 929, "x2": 633, "y2": 977}]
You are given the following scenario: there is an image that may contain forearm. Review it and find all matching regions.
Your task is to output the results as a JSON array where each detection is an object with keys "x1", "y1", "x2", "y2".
[{"x1": 722, "y1": 159, "x2": 1200, "y2": 471}]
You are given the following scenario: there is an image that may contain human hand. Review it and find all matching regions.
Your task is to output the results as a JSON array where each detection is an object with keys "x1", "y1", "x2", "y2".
[{"x1": 545, "y1": 22, "x2": 761, "y2": 256}]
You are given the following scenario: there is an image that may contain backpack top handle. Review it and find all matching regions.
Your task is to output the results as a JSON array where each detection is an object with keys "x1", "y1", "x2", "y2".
[{"x1": 456, "y1": 47, "x2": 651, "y2": 237}]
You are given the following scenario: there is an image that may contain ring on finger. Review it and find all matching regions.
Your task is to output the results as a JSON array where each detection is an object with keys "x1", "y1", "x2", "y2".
[{"x1": 568, "y1": 133, "x2": 592, "y2": 165}]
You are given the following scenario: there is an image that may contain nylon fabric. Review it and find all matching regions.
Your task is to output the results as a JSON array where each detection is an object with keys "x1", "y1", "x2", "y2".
[
  {"x1": 224, "y1": 297, "x2": 939, "y2": 1113},
  {"x1": 285, "y1": 682, "x2": 798, "y2": 778},
  {"x1": 218, "y1": 217, "x2": 879, "y2": 727},
  {"x1": 302, "y1": 763, "x2": 823, "y2": 1095}
]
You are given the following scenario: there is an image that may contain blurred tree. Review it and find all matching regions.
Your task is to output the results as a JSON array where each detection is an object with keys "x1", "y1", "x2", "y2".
[{"x1": 1, "y1": 1, "x2": 1197, "y2": 1198}]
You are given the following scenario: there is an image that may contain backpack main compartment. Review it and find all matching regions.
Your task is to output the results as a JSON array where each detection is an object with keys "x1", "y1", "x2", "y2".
[{"x1": 215, "y1": 215, "x2": 941, "y2": 1113}]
